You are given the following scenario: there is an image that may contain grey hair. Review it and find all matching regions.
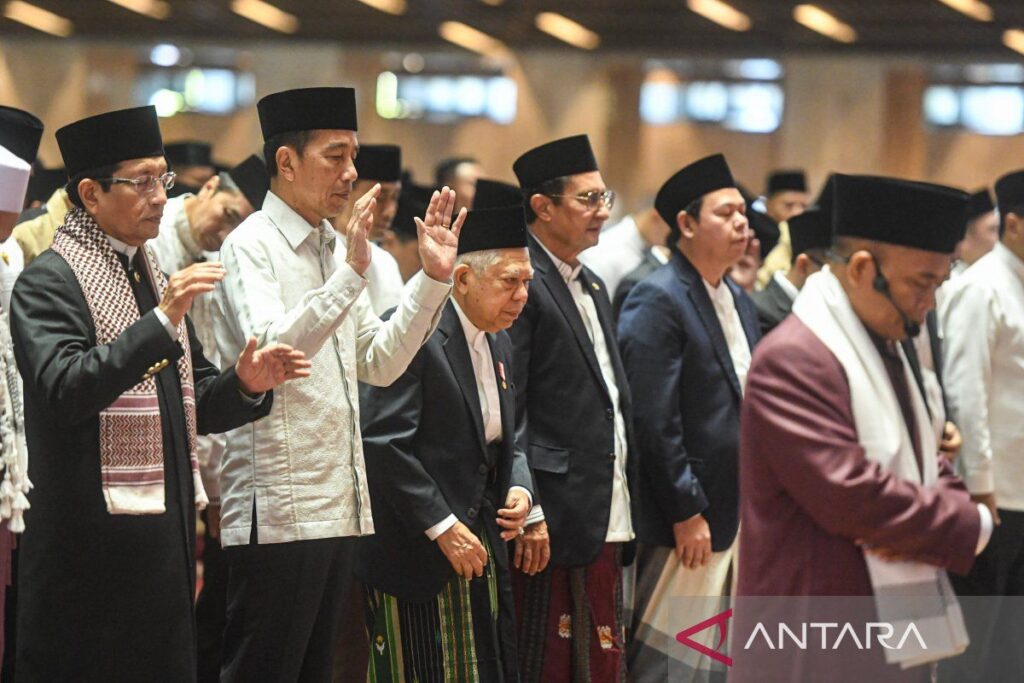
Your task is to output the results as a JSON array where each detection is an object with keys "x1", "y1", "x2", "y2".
[
  {"x1": 216, "y1": 171, "x2": 241, "y2": 194},
  {"x1": 455, "y1": 249, "x2": 503, "y2": 274}
]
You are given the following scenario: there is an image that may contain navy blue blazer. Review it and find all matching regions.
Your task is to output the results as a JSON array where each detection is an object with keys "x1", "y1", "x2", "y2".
[
  {"x1": 356, "y1": 302, "x2": 533, "y2": 601},
  {"x1": 508, "y1": 234, "x2": 638, "y2": 568},
  {"x1": 617, "y1": 249, "x2": 761, "y2": 551}
]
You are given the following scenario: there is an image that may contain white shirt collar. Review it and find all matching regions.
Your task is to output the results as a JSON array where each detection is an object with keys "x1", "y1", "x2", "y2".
[
  {"x1": 105, "y1": 233, "x2": 137, "y2": 260},
  {"x1": 533, "y1": 232, "x2": 583, "y2": 284},
  {"x1": 773, "y1": 269, "x2": 800, "y2": 301},
  {"x1": 995, "y1": 241, "x2": 1024, "y2": 283},
  {"x1": 703, "y1": 276, "x2": 734, "y2": 309},
  {"x1": 262, "y1": 190, "x2": 337, "y2": 252},
  {"x1": 451, "y1": 298, "x2": 486, "y2": 348}
]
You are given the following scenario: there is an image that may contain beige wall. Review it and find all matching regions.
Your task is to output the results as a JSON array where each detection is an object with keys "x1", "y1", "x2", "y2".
[{"x1": 2, "y1": 38, "x2": 1023, "y2": 212}]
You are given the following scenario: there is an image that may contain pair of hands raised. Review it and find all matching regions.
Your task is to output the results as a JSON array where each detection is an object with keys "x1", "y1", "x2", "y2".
[
  {"x1": 344, "y1": 183, "x2": 468, "y2": 282},
  {"x1": 157, "y1": 261, "x2": 311, "y2": 395}
]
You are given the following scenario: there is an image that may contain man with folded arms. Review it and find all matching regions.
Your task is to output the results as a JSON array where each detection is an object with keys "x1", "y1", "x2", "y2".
[
  {"x1": 735, "y1": 175, "x2": 992, "y2": 682},
  {"x1": 214, "y1": 87, "x2": 467, "y2": 681}
]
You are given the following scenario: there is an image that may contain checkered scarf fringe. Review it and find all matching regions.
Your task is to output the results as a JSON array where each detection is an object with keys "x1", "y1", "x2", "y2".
[{"x1": 51, "y1": 207, "x2": 207, "y2": 514}]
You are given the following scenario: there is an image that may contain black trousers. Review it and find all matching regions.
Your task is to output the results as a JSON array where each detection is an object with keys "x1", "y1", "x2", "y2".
[
  {"x1": 196, "y1": 510, "x2": 229, "y2": 683},
  {"x1": 942, "y1": 508, "x2": 1024, "y2": 682},
  {"x1": 221, "y1": 536, "x2": 357, "y2": 683}
]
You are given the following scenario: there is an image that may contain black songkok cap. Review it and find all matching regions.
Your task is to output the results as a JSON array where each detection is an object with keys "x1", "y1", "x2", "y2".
[
  {"x1": 655, "y1": 153, "x2": 736, "y2": 229},
  {"x1": 56, "y1": 105, "x2": 164, "y2": 178},
  {"x1": 25, "y1": 166, "x2": 66, "y2": 205},
  {"x1": 354, "y1": 144, "x2": 401, "y2": 182},
  {"x1": 258, "y1": 87, "x2": 358, "y2": 141},
  {"x1": 832, "y1": 174, "x2": 968, "y2": 254},
  {"x1": 966, "y1": 188, "x2": 994, "y2": 221},
  {"x1": 766, "y1": 169, "x2": 807, "y2": 196},
  {"x1": 230, "y1": 154, "x2": 270, "y2": 211},
  {"x1": 165, "y1": 141, "x2": 212, "y2": 169},
  {"x1": 391, "y1": 194, "x2": 425, "y2": 241},
  {"x1": 737, "y1": 182, "x2": 780, "y2": 259},
  {"x1": 457, "y1": 205, "x2": 529, "y2": 255},
  {"x1": 0, "y1": 105, "x2": 43, "y2": 164},
  {"x1": 513, "y1": 135, "x2": 598, "y2": 188},
  {"x1": 788, "y1": 207, "x2": 833, "y2": 258},
  {"x1": 993, "y1": 171, "x2": 1024, "y2": 215},
  {"x1": 473, "y1": 178, "x2": 522, "y2": 210}
]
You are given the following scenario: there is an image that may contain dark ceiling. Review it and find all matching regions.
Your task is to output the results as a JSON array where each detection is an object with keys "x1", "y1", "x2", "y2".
[{"x1": 2, "y1": 1, "x2": 1024, "y2": 57}]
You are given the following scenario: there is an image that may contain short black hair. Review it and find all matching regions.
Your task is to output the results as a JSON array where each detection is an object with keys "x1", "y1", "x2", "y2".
[
  {"x1": 434, "y1": 157, "x2": 477, "y2": 187},
  {"x1": 999, "y1": 203, "x2": 1024, "y2": 238},
  {"x1": 668, "y1": 196, "x2": 703, "y2": 245},
  {"x1": 523, "y1": 176, "x2": 568, "y2": 225},
  {"x1": 66, "y1": 163, "x2": 120, "y2": 209},
  {"x1": 264, "y1": 130, "x2": 315, "y2": 178}
]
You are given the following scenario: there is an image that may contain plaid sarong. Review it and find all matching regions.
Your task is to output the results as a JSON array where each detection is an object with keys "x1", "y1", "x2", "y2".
[{"x1": 366, "y1": 532, "x2": 505, "y2": 683}]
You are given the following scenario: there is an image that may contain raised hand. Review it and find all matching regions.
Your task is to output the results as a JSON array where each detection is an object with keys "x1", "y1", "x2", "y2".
[
  {"x1": 158, "y1": 261, "x2": 226, "y2": 327},
  {"x1": 415, "y1": 185, "x2": 467, "y2": 282},
  {"x1": 345, "y1": 183, "x2": 380, "y2": 276},
  {"x1": 235, "y1": 337, "x2": 312, "y2": 395}
]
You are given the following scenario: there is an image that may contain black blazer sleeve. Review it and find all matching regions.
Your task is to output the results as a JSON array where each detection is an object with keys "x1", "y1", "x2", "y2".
[
  {"x1": 360, "y1": 354, "x2": 455, "y2": 536},
  {"x1": 618, "y1": 282, "x2": 710, "y2": 524},
  {"x1": 11, "y1": 261, "x2": 185, "y2": 426},
  {"x1": 508, "y1": 299, "x2": 542, "y2": 507}
]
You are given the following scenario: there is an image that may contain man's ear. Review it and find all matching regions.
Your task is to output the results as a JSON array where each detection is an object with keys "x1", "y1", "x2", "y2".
[
  {"x1": 845, "y1": 250, "x2": 876, "y2": 290},
  {"x1": 678, "y1": 211, "x2": 696, "y2": 239},
  {"x1": 78, "y1": 178, "x2": 101, "y2": 214},
  {"x1": 275, "y1": 146, "x2": 298, "y2": 183},
  {"x1": 453, "y1": 263, "x2": 473, "y2": 293},
  {"x1": 529, "y1": 193, "x2": 553, "y2": 223}
]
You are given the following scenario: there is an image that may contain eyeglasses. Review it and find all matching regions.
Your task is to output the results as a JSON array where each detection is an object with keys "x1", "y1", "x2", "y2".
[
  {"x1": 95, "y1": 172, "x2": 177, "y2": 194},
  {"x1": 547, "y1": 189, "x2": 615, "y2": 212}
]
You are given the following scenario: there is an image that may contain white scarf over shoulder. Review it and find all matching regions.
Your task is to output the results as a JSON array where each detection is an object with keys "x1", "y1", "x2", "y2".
[{"x1": 793, "y1": 268, "x2": 968, "y2": 669}]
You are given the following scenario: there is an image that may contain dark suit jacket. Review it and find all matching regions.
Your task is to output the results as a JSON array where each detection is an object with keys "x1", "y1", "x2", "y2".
[
  {"x1": 612, "y1": 249, "x2": 663, "y2": 321},
  {"x1": 751, "y1": 275, "x2": 795, "y2": 336},
  {"x1": 10, "y1": 249, "x2": 271, "y2": 681},
  {"x1": 508, "y1": 233, "x2": 638, "y2": 568},
  {"x1": 618, "y1": 249, "x2": 761, "y2": 551},
  {"x1": 357, "y1": 302, "x2": 532, "y2": 601}
]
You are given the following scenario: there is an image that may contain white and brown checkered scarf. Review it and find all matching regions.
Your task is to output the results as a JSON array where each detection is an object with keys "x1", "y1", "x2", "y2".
[{"x1": 51, "y1": 207, "x2": 207, "y2": 514}]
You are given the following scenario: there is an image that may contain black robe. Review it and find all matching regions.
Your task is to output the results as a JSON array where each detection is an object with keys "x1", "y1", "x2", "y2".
[{"x1": 9, "y1": 249, "x2": 271, "y2": 682}]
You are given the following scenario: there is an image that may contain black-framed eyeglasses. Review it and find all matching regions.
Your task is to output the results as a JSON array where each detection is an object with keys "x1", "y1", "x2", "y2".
[
  {"x1": 547, "y1": 189, "x2": 615, "y2": 211},
  {"x1": 95, "y1": 172, "x2": 176, "y2": 195}
]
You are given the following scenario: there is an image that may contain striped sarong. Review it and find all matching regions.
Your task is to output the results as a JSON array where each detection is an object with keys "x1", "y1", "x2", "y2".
[{"x1": 366, "y1": 532, "x2": 507, "y2": 682}]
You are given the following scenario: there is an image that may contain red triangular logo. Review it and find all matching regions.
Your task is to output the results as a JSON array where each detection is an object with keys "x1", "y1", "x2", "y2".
[{"x1": 675, "y1": 607, "x2": 733, "y2": 667}]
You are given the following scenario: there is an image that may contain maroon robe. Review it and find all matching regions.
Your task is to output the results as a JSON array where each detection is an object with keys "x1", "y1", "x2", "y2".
[{"x1": 731, "y1": 316, "x2": 981, "y2": 682}]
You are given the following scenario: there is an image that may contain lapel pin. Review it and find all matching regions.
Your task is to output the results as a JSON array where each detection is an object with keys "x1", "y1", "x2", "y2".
[
  {"x1": 134, "y1": 271, "x2": 142, "y2": 283},
  {"x1": 591, "y1": 281, "x2": 600, "y2": 291},
  {"x1": 497, "y1": 361, "x2": 508, "y2": 390}
]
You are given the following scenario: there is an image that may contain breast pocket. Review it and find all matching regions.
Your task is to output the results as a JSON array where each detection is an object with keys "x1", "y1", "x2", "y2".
[{"x1": 528, "y1": 443, "x2": 570, "y2": 474}]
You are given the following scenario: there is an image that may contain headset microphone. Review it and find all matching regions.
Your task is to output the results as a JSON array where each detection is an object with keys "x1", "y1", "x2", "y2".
[{"x1": 872, "y1": 266, "x2": 921, "y2": 339}]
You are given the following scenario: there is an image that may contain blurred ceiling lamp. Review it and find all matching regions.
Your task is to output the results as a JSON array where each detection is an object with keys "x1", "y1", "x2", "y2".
[
  {"x1": 479, "y1": 0, "x2": 505, "y2": 5},
  {"x1": 355, "y1": 0, "x2": 407, "y2": 16},
  {"x1": 3, "y1": 1, "x2": 73, "y2": 36},
  {"x1": 1003, "y1": 29, "x2": 1024, "y2": 56},
  {"x1": 937, "y1": 0, "x2": 993, "y2": 22},
  {"x1": 535, "y1": 12, "x2": 600, "y2": 50},
  {"x1": 105, "y1": 0, "x2": 170, "y2": 20},
  {"x1": 686, "y1": 0, "x2": 751, "y2": 32},
  {"x1": 231, "y1": 0, "x2": 299, "y2": 33},
  {"x1": 439, "y1": 21, "x2": 509, "y2": 58},
  {"x1": 793, "y1": 4, "x2": 857, "y2": 43}
]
